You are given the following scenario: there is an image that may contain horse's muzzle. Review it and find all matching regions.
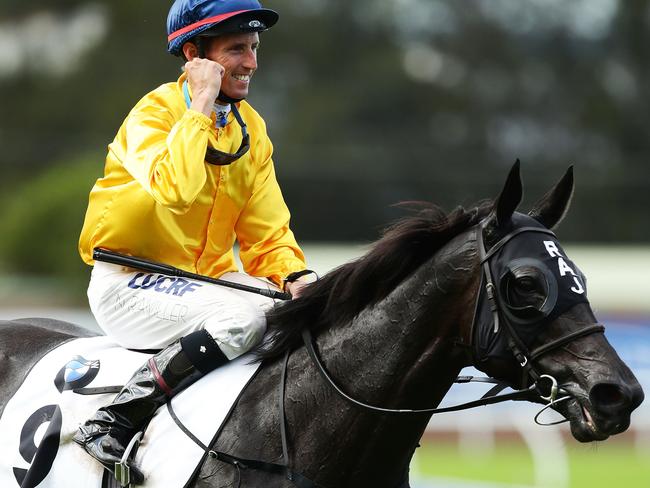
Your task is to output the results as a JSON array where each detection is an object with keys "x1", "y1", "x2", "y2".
[
  {"x1": 587, "y1": 380, "x2": 644, "y2": 435},
  {"x1": 566, "y1": 379, "x2": 644, "y2": 442},
  {"x1": 589, "y1": 381, "x2": 644, "y2": 416}
]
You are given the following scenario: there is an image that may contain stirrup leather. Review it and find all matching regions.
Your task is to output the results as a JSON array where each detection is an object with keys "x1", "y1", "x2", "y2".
[{"x1": 114, "y1": 432, "x2": 143, "y2": 487}]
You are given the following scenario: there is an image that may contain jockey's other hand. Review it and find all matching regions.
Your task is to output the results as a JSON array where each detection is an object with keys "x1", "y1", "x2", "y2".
[
  {"x1": 185, "y1": 58, "x2": 224, "y2": 116},
  {"x1": 285, "y1": 279, "x2": 309, "y2": 299}
]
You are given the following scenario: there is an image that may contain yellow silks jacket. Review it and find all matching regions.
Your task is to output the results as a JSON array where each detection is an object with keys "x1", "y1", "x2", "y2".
[{"x1": 79, "y1": 73, "x2": 306, "y2": 286}]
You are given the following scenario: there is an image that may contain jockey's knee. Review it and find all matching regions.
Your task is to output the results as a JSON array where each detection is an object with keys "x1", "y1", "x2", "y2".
[{"x1": 203, "y1": 302, "x2": 266, "y2": 360}]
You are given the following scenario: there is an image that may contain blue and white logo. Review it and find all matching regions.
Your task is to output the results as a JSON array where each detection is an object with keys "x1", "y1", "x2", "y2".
[{"x1": 54, "y1": 355, "x2": 100, "y2": 393}]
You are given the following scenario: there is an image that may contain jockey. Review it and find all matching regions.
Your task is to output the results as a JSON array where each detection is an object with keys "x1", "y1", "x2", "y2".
[{"x1": 74, "y1": 0, "x2": 315, "y2": 479}]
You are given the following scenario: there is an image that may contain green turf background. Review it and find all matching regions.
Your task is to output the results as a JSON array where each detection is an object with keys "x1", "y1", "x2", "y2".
[{"x1": 412, "y1": 437, "x2": 650, "y2": 487}]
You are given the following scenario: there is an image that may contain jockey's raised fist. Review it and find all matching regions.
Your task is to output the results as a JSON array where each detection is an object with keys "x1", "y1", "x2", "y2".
[{"x1": 185, "y1": 58, "x2": 224, "y2": 116}]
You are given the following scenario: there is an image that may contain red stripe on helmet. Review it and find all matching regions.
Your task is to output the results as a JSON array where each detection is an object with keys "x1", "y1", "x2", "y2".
[{"x1": 168, "y1": 10, "x2": 250, "y2": 42}]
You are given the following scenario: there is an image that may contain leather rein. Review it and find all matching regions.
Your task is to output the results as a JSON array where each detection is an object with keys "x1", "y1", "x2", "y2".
[{"x1": 299, "y1": 222, "x2": 604, "y2": 418}]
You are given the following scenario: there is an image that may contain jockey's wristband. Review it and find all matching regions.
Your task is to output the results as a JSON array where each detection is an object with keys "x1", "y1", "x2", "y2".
[{"x1": 283, "y1": 269, "x2": 318, "y2": 286}]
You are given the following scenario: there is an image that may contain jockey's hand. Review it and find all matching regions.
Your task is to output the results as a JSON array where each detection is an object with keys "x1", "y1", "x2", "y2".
[
  {"x1": 285, "y1": 279, "x2": 309, "y2": 299},
  {"x1": 185, "y1": 58, "x2": 224, "y2": 116}
]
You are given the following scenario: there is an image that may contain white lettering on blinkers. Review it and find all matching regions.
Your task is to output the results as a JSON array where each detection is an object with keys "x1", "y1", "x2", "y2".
[
  {"x1": 557, "y1": 257, "x2": 576, "y2": 277},
  {"x1": 543, "y1": 240, "x2": 585, "y2": 294},
  {"x1": 544, "y1": 241, "x2": 562, "y2": 258}
]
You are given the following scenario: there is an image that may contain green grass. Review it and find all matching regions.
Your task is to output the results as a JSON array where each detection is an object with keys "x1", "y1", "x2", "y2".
[{"x1": 412, "y1": 437, "x2": 650, "y2": 487}]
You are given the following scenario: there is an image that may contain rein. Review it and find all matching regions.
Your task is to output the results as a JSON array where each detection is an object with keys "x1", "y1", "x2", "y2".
[
  {"x1": 295, "y1": 222, "x2": 605, "y2": 419},
  {"x1": 300, "y1": 328, "x2": 542, "y2": 414}
]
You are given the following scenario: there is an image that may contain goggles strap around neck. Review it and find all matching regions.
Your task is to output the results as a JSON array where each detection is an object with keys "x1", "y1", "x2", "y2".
[{"x1": 182, "y1": 80, "x2": 250, "y2": 165}]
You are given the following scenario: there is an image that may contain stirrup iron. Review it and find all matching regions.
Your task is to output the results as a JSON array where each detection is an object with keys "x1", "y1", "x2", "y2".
[{"x1": 114, "y1": 432, "x2": 143, "y2": 487}]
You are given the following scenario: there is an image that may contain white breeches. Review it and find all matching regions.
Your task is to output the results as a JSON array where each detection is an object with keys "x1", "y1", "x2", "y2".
[{"x1": 87, "y1": 262, "x2": 279, "y2": 359}]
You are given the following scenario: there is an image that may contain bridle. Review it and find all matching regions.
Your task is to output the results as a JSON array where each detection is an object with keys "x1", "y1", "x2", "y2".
[
  {"x1": 299, "y1": 219, "x2": 604, "y2": 419},
  {"x1": 473, "y1": 220, "x2": 605, "y2": 392}
]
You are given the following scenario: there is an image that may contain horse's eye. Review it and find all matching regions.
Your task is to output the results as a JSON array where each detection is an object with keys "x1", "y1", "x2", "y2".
[
  {"x1": 498, "y1": 259, "x2": 557, "y2": 323},
  {"x1": 515, "y1": 275, "x2": 537, "y2": 293},
  {"x1": 502, "y1": 267, "x2": 548, "y2": 311}
]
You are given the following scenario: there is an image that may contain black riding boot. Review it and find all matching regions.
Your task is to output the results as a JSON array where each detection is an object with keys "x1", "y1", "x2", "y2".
[{"x1": 73, "y1": 329, "x2": 229, "y2": 482}]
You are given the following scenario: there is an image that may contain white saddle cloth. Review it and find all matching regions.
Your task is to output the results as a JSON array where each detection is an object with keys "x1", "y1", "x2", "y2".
[{"x1": 0, "y1": 336, "x2": 260, "y2": 488}]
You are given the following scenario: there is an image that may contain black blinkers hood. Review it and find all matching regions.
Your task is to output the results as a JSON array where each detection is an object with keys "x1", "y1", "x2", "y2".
[{"x1": 472, "y1": 214, "x2": 589, "y2": 368}]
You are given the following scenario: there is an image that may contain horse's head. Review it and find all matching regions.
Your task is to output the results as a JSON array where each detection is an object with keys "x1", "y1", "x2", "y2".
[{"x1": 472, "y1": 161, "x2": 644, "y2": 442}]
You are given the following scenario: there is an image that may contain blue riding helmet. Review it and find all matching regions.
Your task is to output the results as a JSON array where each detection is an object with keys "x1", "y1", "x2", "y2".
[{"x1": 167, "y1": 0, "x2": 279, "y2": 56}]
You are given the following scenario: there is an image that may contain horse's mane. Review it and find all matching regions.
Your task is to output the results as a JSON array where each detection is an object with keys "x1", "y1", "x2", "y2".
[{"x1": 257, "y1": 201, "x2": 492, "y2": 361}]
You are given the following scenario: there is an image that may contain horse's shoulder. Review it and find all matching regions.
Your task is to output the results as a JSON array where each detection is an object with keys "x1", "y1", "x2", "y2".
[{"x1": 212, "y1": 356, "x2": 286, "y2": 449}]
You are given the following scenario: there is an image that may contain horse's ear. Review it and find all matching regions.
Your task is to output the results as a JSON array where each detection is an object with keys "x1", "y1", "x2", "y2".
[
  {"x1": 491, "y1": 159, "x2": 523, "y2": 228},
  {"x1": 528, "y1": 165, "x2": 574, "y2": 229}
]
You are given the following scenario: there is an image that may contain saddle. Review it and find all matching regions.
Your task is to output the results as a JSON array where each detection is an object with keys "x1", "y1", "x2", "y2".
[{"x1": 0, "y1": 336, "x2": 259, "y2": 488}]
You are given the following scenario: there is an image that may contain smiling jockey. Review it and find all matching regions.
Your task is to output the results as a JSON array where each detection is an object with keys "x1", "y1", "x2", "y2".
[{"x1": 74, "y1": 0, "x2": 315, "y2": 480}]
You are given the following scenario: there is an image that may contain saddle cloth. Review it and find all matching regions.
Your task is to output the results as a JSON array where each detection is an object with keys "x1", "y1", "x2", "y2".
[{"x1": 0, "y1": 336, "x2": 260, "y2": 488}]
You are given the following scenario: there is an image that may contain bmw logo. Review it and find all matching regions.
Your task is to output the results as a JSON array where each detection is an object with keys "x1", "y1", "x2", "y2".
[
  {"x1": 249, "y1": 20, "x2": 262, "y2": 28},
  {"x1": 54, "y1": 355, "x2": 100, "y2": 392}
]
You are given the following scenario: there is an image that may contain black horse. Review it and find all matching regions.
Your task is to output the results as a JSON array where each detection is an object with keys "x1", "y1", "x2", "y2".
[{"x1": 0, "y1": 163, "x2": 644, "y2": 488}]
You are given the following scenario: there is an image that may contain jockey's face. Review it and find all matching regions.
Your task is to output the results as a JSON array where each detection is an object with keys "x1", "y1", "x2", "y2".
[{"x1": 205, "y1": 32, "x2": 259, "y2": 101}]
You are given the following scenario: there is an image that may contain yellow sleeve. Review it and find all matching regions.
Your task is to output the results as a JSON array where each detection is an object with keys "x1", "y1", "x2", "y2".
[
  {"x1": 235, "y1": 136, "x2": 306, "y2": 286},
  {"x1": 122, "y1": 102, "x2": 212, "y2": 214}
]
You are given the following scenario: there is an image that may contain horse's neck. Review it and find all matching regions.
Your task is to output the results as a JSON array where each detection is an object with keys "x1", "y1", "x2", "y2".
[
  {"x1": 321, "y1": 230, "x2": 479, "y2": 401},
  {"x1": 295, "y1": 230, "x2": 480, "y2": 484},
  {"x1": 208, "y1": 232, "x2": 481, "y2": 487}
]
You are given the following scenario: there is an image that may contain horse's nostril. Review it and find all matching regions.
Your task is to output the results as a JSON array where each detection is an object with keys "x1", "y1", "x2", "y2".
[{"x1": 589, "y1": 383, "x2": 629, "y2": 412}]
